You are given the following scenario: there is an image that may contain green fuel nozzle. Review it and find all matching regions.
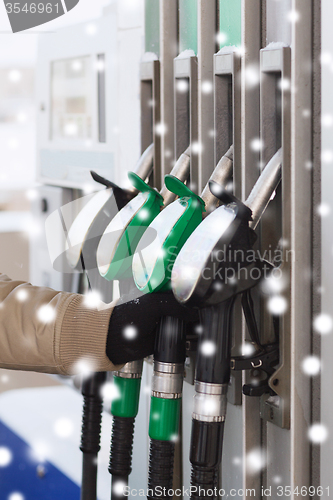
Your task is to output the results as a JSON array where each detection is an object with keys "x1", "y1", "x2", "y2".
[
  {"x1": 96, "y1": 148, "x2": 191, "y2": 282},
  {"x1": 104, "y1": 148, "x2": 191, "y2": 500},
  {"x1": 132, "y1": 175, "x2": 205, "y2": 294},
  {"x1": 131, "y1": 147, "x2": 234, "y2": 500}
]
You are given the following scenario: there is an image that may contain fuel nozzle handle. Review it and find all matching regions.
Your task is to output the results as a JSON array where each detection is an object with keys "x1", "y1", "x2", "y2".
[
  {"x1": 246, "y1": 148, "x2": 282, "y2": 229},
  {"x1": 195, "y1": 299, "x2": 236, "y2": 386},
  {"x1": 201, "y1": 145, "x2": 234, "y2": 212},
  {"x1": 160, "y1": 147, "x2": 191, "y2": 206}
]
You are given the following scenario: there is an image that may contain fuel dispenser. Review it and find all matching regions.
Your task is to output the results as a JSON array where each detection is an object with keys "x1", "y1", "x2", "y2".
[{"x1": 20, "y1": 0, "x2": 317, "y2": 498}]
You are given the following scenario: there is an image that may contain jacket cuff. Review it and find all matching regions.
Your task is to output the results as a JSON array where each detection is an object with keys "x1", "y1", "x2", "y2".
[{"x1": 55, "y1": 294, "x2": 123, "y2": 375}]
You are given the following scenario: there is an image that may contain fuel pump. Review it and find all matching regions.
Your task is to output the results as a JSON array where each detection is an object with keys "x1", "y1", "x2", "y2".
[
  {"x1": 131, "y1": 147, "x2": 234, "y2": 499},
  {"x1": 96, "y1": 149, "x2": 191, "y2": 500},
  {"x1": 66, "y1": 145, "x2": 154, "y2": 500},
  {"x1": 171, "y1": 149, "x2": 282, "y2": 497}
]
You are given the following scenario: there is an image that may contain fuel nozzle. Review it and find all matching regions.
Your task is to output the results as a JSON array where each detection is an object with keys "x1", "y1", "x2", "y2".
[
  {"x1": 97, "y1": 147, "x2": 191, "y2": 282},
  {"x1": 170, "y1": 148, "x2": 283, "y2": 498},
  {"x1": 132, "y1": 146, "x2": 234, "y2": 498},
  {"x1": 190, "y1": 299, "x2": 235, "y2": 500},
  {"x1": 107, "y1": 148, "x2": 192, "y2": 500},
  {"x1": 147, "y1": 317, "x2": 186, "y2": 500},
  {"x1": 200, "y1": 145, "x2": 234, "y2": 213},
  {"x1": 109, "y1": 360, "x2": 143, "y2": 500}
]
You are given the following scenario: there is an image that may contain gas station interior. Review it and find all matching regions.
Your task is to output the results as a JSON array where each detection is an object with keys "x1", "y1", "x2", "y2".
[{"x1": 0, "y1": 0, "x2": 332, "y2": 499}]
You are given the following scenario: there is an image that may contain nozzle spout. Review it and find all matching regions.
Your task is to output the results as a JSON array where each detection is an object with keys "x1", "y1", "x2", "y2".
[
  {"x1": 160, "y1": 147, "x2": 191, "y2": 206},
  {"x1": 246, "y1": 148, "x2": 282, "y2": 229},
  {"x1": 201, "y1": 145, "x2": 234, "y2": 212},
  {"x1": 131, "y1": 143, "x2": 155, "y2": 190}
]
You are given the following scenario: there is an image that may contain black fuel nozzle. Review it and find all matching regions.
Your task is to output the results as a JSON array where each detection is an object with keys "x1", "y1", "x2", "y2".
[{"x1": 170, "y1": 149, "x2": 282, "y2": 498}]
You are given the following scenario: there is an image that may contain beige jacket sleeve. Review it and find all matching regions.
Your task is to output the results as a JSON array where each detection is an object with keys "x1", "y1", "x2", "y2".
[{"x1": 0, "y1": 273, "x2": 123, "y2": 375}]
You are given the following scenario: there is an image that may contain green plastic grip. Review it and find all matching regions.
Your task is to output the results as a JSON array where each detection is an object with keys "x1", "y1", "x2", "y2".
[
  {"x1": 111, "y1": 376, "x2": 141, "y2": 418},
  {"x1": 149, "y1": 397, "x2": 181, "y2": 441}
]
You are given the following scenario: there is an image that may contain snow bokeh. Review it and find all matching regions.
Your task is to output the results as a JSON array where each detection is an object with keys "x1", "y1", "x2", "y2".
[
  {"x1": 100, "y1": 382, "x2": 120, "y2": 403},
  {"x1": 8, "y1": 493, "x2": 25, "y2": 500},
  {"x1": 308, "y1": 424, "x2": 328, "y2": 444},
  {"x1": 250, "y1": 138, "x2": 263, "y2": 152},
  {"x1": 53, "y1": 418, "x2": 74, "y2": 439},
  {"x1": 316, "y1": 203, "x2": 331, "y2": 217},
  {"x1": 302, "y1": 356, "x2": 321, "y2": 376},
  {"x1": 200, "y1": 340, "x2": 216, "y2": 356},
  {"x1": 16, "y1": 289, "x2": 28, "y2": 302},
  {"x1": 123, "y1": 325, "x2": 138, "y2": 340},
  {"x1": 112, "y1": 480, "x2": 127, "y2": 496},
  {"x1": 313, "y1": 313, "x2": 333, "y2": 335},
  {"x1": 267, "y1": 295, "x2": 288, "y2": 315},
  {"x1": 83, "y1": 290, "x2": 103, "y2": 309},
  {"x1": 246, "y1": 448, "x2": 266, "y2": 475},
  {"x1": 36, "y1": 305, "x2": 56, "y2": 324},
  {"x1": 0, "y1": 446, "x2": 12, "y2": 467}
]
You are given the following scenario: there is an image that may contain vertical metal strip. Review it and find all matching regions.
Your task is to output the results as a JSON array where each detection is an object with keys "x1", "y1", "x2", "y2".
[
  {"x1": 140, "y1": 60, "x2": 162, "y2": 189},
  {"x1": 289, "y1": 0, "x2": 312, "y2": 493},
  {"x1": 159, "y1": 0, "x2": 178, "y2": 178},
  {"x1": 241, "y1": 1, "x2": 262, "y2": 498},
  {"x1": 241, "y1": 0, "x2": 261, "y2": 200},
  {"x1": 174, "y1": 56, "x2": 198, "y2": 192},
  {"x1": 259, "y1": 46, "x2": 291, "y2": 430},
  {"x1": 197, "y1": 0, "x2": 217, "y2": 193},
  {"x1": 311, "y1": 0, "x2": 321, "y2": 491},
  {"x1": 214, "y1": 49, "x2": 242, "y2": 407},
  {"x1": 214, "y1": 50, "x2": 241, "y2": 191},
  {"x1": 97, "y1": 54, "x2": 106, "y2": 144}
]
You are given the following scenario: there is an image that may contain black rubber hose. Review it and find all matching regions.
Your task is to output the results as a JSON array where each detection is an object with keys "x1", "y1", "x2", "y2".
[
  {"x1": 147, "y1": 440, "x2": 175, "y2": 500},
  {"x1": 111, "y1": 475, "x2": 129, "y2": 500},
  {"x1": 80, "y1": 372, "x2": 106, "y2": 500},
  {"x1": 109, "y1": 416, "x2": 135, "y2": 476},
  {"x1": 109, "y1": 416, "x2": 135, "y2": 500},
  {"x1": 190, "y1": 466, "x2": 218, "y2": 500},
  {"x1": 81, "y1": 453, "x2": 98, "y2": 500}
]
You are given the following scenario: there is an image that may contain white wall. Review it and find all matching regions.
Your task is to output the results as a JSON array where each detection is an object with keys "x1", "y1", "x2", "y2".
[{"x1": 0, "y1": 0, "x2": 145, "y2": 189}]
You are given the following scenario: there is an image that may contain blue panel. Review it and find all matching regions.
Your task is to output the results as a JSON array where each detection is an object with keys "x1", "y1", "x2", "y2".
[{"x1": 0, "y1": 420, "x2": 80, "y2": 500}]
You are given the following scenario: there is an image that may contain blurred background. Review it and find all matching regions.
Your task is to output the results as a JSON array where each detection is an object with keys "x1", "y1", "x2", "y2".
[{"x1": 0, "y1": 2, "x2": 145, "y2": 499}]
